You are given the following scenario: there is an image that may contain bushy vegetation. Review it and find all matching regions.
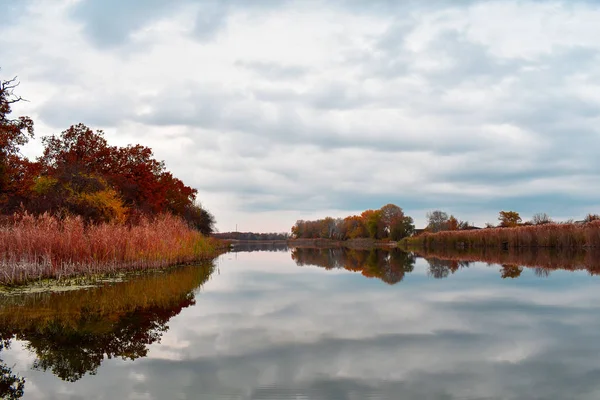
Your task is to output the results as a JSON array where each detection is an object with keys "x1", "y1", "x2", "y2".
[
  {"x1": 1, "y1": 74, "x2": 214, "y2": 233},
  {"x1": 1, "y1": 74, "x2": 223, "y2": 285},
  {"x1": 291, "y1": 204, "x2": 415, "y2": 241},
  {"x1": 0, "y1": 213, "x2": 224, "y2": 285},
  {"x1": 402, "y1": 220, "x2": 600, "y2": 249}
]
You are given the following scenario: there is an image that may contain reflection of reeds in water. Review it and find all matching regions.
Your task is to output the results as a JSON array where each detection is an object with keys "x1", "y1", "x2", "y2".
[
  {"x1": 0, "y1": 213, "x2": 225, "y2": 285},
  {"x1": 412, "y1": 247, "x2": 600, "y2": 278},
  {"x1": 0, "y1": 263, "x2": 215, "y2": 382},
  {"x1": 291, "y1": 247, "x2": 416, "y2": 285},
  {"x1": 402, "y1": 221, "x2": 600, "y2": 249},
  {"x1": 0, "y1": 263, "x2": 214, "y2": 330}
]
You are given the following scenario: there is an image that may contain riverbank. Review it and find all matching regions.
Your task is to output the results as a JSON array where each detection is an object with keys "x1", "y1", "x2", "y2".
[
  {"x1": 400, "y1": 221, "x2": 600, "y2": 249},
  {"x1": 288, "y1": 238, "x2": 398, "y2": 249},
  {"x1": 0, "y1": 213, "x2": 228, "y2": 286}
]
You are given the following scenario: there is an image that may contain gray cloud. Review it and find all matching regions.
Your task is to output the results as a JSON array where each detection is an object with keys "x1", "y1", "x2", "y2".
[
  {"x1": 71, "y1": 0, "x2": 293, "y2": 48},
  {"x1": 236, "y1": 61, "x2": 311, "y2": 80},
  {"x1": 70, "y1": 0, "x2": 182, "y2": 48}
]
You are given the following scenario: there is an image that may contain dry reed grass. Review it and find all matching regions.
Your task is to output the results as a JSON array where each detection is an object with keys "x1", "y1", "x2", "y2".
[
  {"x1": 401, "y1": 221, "x2": 600, "y2": 250},
  {"x1": 0, "y1": 213, "x2": 224, "y2": 285}
]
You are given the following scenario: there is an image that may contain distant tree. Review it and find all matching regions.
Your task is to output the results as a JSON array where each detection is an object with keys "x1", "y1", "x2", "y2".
[
  {"x1": 394, "y1": 215, "x2": 415, "y2": 239},
  {"x1": 584, "y1": 213, "x2": 600, "y2": 223},
  {"x1": 447, "y1": 215, "x2": 459, "y2": 231},
  {"x1": 343, "y1": 215, "x2": 367, "y2": 239},
  {"x1": 498, "y1": 211, "x2": 521, "y2": 228},
  {"x1": 379, "y1": 203, "x2": 413, "y2": 240},
  {"x1": 183, "y1": 202, "x2": 215, "y2": 235},
  {"x1": 531, "y1": 213, "x2": 552, "y2": 225},
  {"x1": 458, "y1": 220, "x2": 471, "y2": 230},
  {"x1": 426, "y1": 210, "x2": 449, "y2": 232},
  {"x1": 362, "y1": 209, "x2": 384, "y2": 239},
  {"x1": 485, "y1": 222, "x2": 496, "y2": 228}
]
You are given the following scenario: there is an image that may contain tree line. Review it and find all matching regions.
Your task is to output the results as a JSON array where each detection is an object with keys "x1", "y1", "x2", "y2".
[
  {"x1": 292, "y1": 206, "x2": 600, "y2": 242},
  {"x1": 291, "y1": 204, "x2": 415, "y2": 240},
  {"x1": 213, "y1": 232, "x2": 290, "y2": 241},
  {"x1": 0, "y1": 74, "x2": 214, "y2": 233}
]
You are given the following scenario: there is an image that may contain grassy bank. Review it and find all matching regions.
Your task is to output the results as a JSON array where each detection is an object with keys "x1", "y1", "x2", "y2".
[
  {"x1": 0, "y1": 213, "x2": 226, "y2": 286},
  {"x1": 401, "y1": 221, "x2": 600, "y2": 249},
  {"x1": 288, "y1": 237, "x2": 398, "y2": 249}
]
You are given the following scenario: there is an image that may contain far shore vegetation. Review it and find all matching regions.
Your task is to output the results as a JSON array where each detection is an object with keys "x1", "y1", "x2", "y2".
[
  {"x1": 1, "y1": 74, "x2": 224, "y2": 286},
  {"x1": 290, "y1": 207, "x2": 600, "y2": 250}
]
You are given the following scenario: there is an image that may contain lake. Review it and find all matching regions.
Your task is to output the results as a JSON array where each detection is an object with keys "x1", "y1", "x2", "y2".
[{"x1": 1, "y1": 245, "x2": 600, "y2": 399}]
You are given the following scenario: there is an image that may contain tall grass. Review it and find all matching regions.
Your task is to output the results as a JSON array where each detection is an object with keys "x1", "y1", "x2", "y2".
[
  {"x1": 0, "y1": 213, "x2": 225, "y2": 285},
  {"x1": 401, "y1": 221, "x2": 600, "y2": 250}
]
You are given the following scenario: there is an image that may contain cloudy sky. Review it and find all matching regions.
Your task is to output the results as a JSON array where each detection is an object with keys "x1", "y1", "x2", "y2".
[{"x1": 2, "y1": 0, "x2": 600, "y2": 232}]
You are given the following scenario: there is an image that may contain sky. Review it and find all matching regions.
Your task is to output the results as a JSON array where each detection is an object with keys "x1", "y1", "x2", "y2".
[{"x1": 2, "y1": 0, "x2": 600, "y2": 232}]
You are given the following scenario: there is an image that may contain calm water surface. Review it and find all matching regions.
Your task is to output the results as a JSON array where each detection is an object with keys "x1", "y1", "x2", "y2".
[{"x1": 1, "y1": 246, "x2": 600, "y2": 399}]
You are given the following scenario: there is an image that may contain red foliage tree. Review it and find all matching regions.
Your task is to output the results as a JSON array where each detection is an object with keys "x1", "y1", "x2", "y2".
[{"x1": 0, "y1": 76, "x2": 36, "y2": 212}]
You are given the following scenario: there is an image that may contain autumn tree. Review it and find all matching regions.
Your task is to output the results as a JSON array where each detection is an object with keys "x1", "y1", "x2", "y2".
[
  {"x1": 379, "y1": 203, "x2": 411, "y2": 240},
  {"x1": 457, "y1": 220, "x2": 471, "y2": 230},
  {"x1": 343, "y1": 215, "x2": 367, "y2": 239},
  {"x1": 447, "y1": 215, "x2": 459, "y2": 231},
  {"x1": 498, "y1": 210, "x2": 522, "y2": 228},
  {"x1": 531, "y1": 212, "x2": 552, "y2": 225},
  {"x1": 36, "y1": 123, "x2": 214, "y2": 233},
  {"x1": 0, "y1": 75, "x2": 35, "y2": 212},
  {"x1": 426, "y1": 210, "x2": 449, "y2": 232},
  {"x1": 361, "y1": 209, "x2": 384, "y2": 239}
]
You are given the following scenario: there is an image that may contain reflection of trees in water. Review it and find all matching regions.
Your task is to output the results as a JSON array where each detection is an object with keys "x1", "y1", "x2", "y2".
[
  {"x1": 426, "y1": 258, "x2": 470, "y2": 279},
  {"x1": 0, "y1": 263, "x2": 214, "y2": 386},
  {"x1": 534, "y1": 267, "x2": 551, "y2": 278},
  {"x1": 409, "y1": 246, "x2": 600, "y2": 279},
  {"x1": 291, "y1": 248, "x2": 416, "y2": 285},
  {"x1": 500, "y1": 265, "x2": 523, "y2": 279},
  {"x1": 0, "y1": 338, "x2": 25, "y2": 400}
]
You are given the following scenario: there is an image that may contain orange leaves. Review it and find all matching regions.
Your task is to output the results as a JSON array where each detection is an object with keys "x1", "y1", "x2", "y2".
[
  {"x1": 291, "y1": 204, "x2": 414, "y2": 241},
  {"x1": 78, "y1": 188, "x2": 128, "y2": 224},
  {"x1": 3, "y1": 119, "x2": 212, "y2": 231}
]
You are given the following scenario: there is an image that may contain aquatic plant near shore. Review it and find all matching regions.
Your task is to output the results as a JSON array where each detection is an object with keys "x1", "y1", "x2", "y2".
[
  {"x1": 0, "y1": 213, "x2": 224, "y2": 285},
  {"x1": 401, "y1": 221, "x2": 600, "y2": 249}
]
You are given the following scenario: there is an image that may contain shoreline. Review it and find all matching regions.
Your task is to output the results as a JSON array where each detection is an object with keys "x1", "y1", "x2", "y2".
[
  {"x1": 287, "y1": 238, "x2": 398, "y2": 249},
  {"x1": 400, "y1": 221, "x2": 600, "y2": 250},
  {"x1": 0, "y1": 213, "x2": 230, "y2": 288}
]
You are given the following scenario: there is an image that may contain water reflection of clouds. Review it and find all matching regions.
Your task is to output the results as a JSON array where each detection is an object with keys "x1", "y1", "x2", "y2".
[{"x1": 4, "y1": 251, "x2": 600, "y2": 399}]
